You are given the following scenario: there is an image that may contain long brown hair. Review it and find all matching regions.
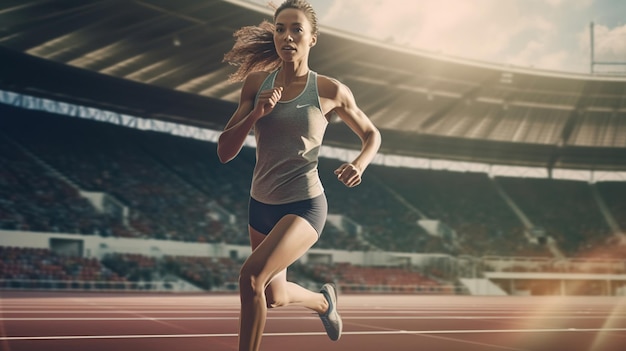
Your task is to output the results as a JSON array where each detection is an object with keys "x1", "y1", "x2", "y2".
[{"x1": 223, "y1": 0, "x2": 319, "y2": 83}]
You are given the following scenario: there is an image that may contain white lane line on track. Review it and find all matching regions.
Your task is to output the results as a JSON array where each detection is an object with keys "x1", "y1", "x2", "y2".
[
  {"x1": 1, "y1": 310, "x2": 240, "y2": 314},
  {"x1": 2, "y1": 328, "x2": 626, "y2": 341},
  {"x1": 1, "y1": 315, "x2": 624, "y2": 321},
  {"x1": 3, "y1": 310, "x2": 620, "y2": 316}
]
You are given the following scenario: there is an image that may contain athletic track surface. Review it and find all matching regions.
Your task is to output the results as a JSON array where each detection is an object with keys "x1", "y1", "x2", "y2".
[{"x1": 0, "y1": 292, "x2": 624, "y2": 351}]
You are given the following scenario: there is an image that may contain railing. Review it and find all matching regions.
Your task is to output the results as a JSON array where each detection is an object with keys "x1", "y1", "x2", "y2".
[
  {"x1": 482, "y1": 256, "x2": 626, "y2": 274},
  {"x1": 0, "y1": 279, "x2": 467, "y2": 295},
  {"x1": 337, "y1": 283, "x2": 465, "y2": 295},
  {"x1": 0, "y1": 279, "x2": 178, "y2": 292}
]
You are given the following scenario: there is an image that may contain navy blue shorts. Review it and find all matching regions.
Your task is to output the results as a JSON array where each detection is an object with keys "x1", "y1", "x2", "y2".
[{"x1": 248, "y1": 194, "x2": 327, "y2": 237}]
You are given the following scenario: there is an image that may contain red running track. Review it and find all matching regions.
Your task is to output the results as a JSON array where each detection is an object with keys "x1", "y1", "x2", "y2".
[{"x1": 0, "y1": 291, "x2": 625, "y2": 351}]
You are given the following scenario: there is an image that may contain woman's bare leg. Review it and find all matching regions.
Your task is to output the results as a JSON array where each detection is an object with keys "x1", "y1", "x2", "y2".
[
  {"x1": 249, "y1": 230, "x2": 328, "y2": 312},
  {"x1": 238, "y1": 215, "x2": 328, "y2": 351}
]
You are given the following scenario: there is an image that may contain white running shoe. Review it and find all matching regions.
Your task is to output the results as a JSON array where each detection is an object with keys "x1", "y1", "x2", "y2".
[{"x1": 319, "y1": 283, "x2": 343, "y2": 341}]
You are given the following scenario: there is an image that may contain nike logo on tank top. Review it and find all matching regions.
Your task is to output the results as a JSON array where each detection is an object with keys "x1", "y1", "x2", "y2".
[{"x1": 251, "y1": 70, "x2": 328, "y2": 204}]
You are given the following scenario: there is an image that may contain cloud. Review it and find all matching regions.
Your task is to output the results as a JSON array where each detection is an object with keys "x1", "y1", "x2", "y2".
[
  {"x1": 504, "y1": 39, "x2": 570, "y2": 70},
  {"x1": 589, "y1": 23, "x2": 626, "y2": 60},
  {"x1": 245, "y1": 0, "x2": 612, "y2": 73},
  {"x1": 506, "y1": 40, "x2": 545, "y2": 67},
  {"x1": 543, "y1": 0, "x2": 564, "y2": 6},
  {"x1": 576, "y1": 22, "x2": 626, "y2": 73},
  {"x1": 320, "y1": 0, "x2": 558, "y2": 64},
  {"x1": 542, "y1": 0, "x2": 592, "y2": 8}
]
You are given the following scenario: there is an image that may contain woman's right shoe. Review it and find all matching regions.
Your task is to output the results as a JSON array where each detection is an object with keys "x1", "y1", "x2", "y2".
[{"x1": 319, "y1": 283, "x2": 343, "y2": 341}]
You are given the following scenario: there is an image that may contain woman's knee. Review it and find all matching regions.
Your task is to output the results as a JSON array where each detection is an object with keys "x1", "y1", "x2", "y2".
[
  {"x1": 239, "y1": 266, "x2": 288, "y2": 308},
  {"x1": 265, "y1": 286, "x2": 288, "y2": 309},
  {"x1": 239, "y1": 265, "x2": 266, "y2": 297}
]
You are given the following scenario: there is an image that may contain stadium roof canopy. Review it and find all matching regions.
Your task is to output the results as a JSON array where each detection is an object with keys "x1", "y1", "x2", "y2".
[{"x1": 1, "y1": 0, "x2": 626, "y2": 171}]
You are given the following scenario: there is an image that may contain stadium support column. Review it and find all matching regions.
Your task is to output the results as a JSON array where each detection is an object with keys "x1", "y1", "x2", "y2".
[{"x1": 590, "y1": 22, "x2": 595, "y2": 74}]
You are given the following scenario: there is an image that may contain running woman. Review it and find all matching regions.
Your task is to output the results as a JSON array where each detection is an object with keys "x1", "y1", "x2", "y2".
[{"x1": 217, "y1": 1, "x2": 381, "y2": 350}]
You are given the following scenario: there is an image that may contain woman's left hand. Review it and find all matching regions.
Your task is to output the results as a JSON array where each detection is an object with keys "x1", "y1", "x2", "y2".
[{"x1": 334, "y1": 163, "x2": 362, "y2": 188}]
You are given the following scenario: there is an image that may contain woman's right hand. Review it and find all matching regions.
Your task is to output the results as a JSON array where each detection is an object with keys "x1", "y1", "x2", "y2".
[{"x1": 253, "y1": 86, "x2": 283, "y2": 119}]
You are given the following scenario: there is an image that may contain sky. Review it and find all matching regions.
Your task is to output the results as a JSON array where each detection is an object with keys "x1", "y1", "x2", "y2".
[{"x1": 249, "y1": 0, "x2": 626, "y2": 75}]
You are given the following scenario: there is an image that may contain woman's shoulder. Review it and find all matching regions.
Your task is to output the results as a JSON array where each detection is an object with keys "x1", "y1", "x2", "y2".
[
  {"x1": 316, "y1": 73, "x2": 340, "y2": 87},
  {"x1": 316, "y1": 73, "x2": 351, "y2": 100},
  {"x1": 244, "y1": 71, "x2": 273, "y2": 87},
  {"x1": 240, "y1": 71, "x2": 274, "y2": 97}
]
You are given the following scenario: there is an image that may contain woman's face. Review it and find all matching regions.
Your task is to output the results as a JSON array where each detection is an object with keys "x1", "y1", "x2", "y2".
[{"x1": 274, "y1": 8, "x2": 316, "y2": 63}]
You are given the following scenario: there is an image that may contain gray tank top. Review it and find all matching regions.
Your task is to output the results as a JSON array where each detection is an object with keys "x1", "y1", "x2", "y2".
[{"x1": 250, "y1": 70, "x2": 328, "y2": 204}]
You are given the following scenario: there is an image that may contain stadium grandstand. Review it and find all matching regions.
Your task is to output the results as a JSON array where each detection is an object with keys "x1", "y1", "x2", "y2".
[{"x1": 1, "y1": 0, "x2": 625, "y2": 297}]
